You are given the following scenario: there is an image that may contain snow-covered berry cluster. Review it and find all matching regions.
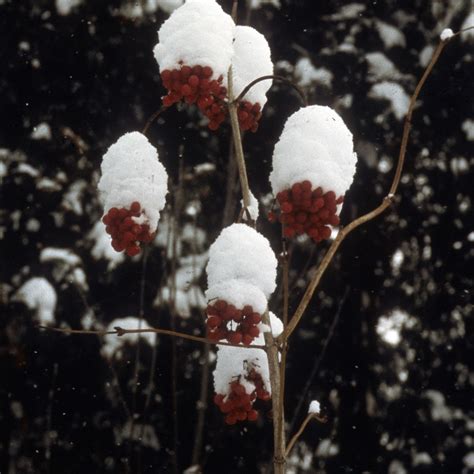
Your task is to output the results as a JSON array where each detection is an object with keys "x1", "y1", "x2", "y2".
[
  {"x1": 212, "y1": 313, "x2": 282, "y2": 424},
  {"x1": 154, "y1": 0, "x2": 273, "y2": 132},
  {"x1": 98, "y1": 132, "x2": 168, "y2": 256},
  {"x1": 160, "y1": 64, "x2": 227, "y2": 130},
  {"x1": 206, "y1": 299, "x2": 261, "y2": 345},
  {"x1": 268, "y1": 181, "x2": 344, "y2": 242},
  {"x1": 206, "y1": 224, "x2": 277, "y2": 345},
  {"x1": 102, "y1": 202, "x2": 155, "y2": 256},
  {"x1": 269, "y1": 105, "x2": 357, "y2": 242}
]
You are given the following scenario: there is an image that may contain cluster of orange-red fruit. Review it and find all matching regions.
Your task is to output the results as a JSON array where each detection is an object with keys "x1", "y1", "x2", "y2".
[
  {"x1": 268, "y1": 180, "x2": 344, "y2": 242},
  {"x1": 102, "y1": 201, "x2": 155, "y2": 257},
  {"x1": 160, "y1": 63, "x2": 262, "y2": 132},
  {"x1": 214, "y1": 371, "x2": 270, "y2": 425},
  {"x1": 206, "y1": 300, "x2": 261, "y2": 345}
]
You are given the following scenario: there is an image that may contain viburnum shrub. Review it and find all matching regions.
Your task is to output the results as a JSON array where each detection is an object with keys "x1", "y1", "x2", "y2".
[{"x1": 45, "y1": 1, "x2": 463, "y2": 472}]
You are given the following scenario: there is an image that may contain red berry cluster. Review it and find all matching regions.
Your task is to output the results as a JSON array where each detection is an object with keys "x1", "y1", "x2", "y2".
[
  {"x1": 268, "y1": 181, "x2": 344, "y2": 242},
  {"x1": 238, "y1": 101, "x2": 262, "y2": 133},
  {"x1": 206, "y1": 300, "x2": 261, "y2": 345},
  {"x1": 102, "y1": 201, "x2": 155, "y2": 257},
  {"x1": 160, "y1": 64, "x2": 227, "y2": 130},
  {"x1": 214, "y1": 373, "x2": 270, "y2": 425}
]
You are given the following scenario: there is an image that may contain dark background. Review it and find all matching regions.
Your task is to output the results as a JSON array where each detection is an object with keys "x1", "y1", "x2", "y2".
[{"x1": 1, "y1": 0, "x2": 473, "y2": 473}]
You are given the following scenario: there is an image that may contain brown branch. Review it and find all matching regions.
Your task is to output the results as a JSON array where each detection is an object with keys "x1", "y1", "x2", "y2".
[
  {"x1": 141, "y1": 105, "x2": 167, "y2": 136},
  {"x1": 280, "y1": 38, "x2": 449, "y2": 342},
  {"x1": 233, "y1": 75, "x2": 308, "y2": 106},
  {"x1": 285, "y1": 412, "x2": 327, "y2": 457},
  {"x1": 37, "y1": 325, "x2": 265, "y2": 349}
]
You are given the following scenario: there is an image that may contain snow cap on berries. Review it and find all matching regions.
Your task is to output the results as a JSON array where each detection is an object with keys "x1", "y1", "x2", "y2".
[
  {"x1": 214, "y1": 344, "x2": 270, "y2": 396},
  {"x1": 154, "y1": 0, "x2": 235, "y2": 80},
  {"x1": 206, "y1": 280, "x2": 268, "y2": 315},
  {"x1": 231, "y1": 25, "x2": 273, "y2": 106},
  {"x1": 206, "y1": 223, "x2": 277, "y2": 298},
  {"x1": 270, "y1": 105, "x2": 357, "y2": 199},
  {"x1": 98, "y1": 131, "x2": 168, "y2": 233}
]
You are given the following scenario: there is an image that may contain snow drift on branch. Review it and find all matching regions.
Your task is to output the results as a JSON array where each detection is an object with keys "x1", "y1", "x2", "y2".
[
  {"x1": 206, "y1": 223, "x2": 277, "y2": 297},
  {"x1": 154, "y1": 0, "x2": 235, "y2": 80},
  {"x1": 98, "y1": 132, "x2": 168, "y2": 233},
  {"x1": 270, "y1": 105, "x2": 357, "y2": 198}
]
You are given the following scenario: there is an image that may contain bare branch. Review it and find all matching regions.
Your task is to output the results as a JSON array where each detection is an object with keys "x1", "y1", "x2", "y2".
[
  {"x1": 233, "y1": 74, "x2": 308, "y2": 106},
  {"x1": 280, "y1": 38, "x2": 450, "y2": 342},
  {"x1": 285, "y1": 412, "x2": 327, "y2": 457},
  {"x1": 37, "y1": 325, "x2": 265, "y2": 349},
  {"x1": 142, "y1": 105, "x2": 167, "y2": 136}
]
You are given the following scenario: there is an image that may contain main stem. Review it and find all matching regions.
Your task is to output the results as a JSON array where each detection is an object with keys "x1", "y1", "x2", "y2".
[{"x1": 262, "y1": 311, "x2": 286, "y2": 473}]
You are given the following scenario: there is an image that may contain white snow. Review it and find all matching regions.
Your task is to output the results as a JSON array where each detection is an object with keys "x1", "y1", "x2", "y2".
[
  {"x1": 464, "y1": 452, "x2": 474, "y2": 469},
  {"x1": 461, "y1": 12, "x2": 474, "y2": 42},
  {"x1": 88, "y1": 221, "x2": 125, "y2": 270},
  {"x1": 419, "y1": 45, "x2": 434, "y2": 68},
  {"x1": 413, "y1": 452, "x2": 432, "y2": 466},
  {"x1": 40, "y1": 247, "x2": 81, "y2": 266},
  {"x1": 56, "y1": 0, "x2": 82, "y2": 16},
  {"x1": 101, "y1": 316, "x2": 156, "y2": 360},
  {"x1": 17, "y1": 163, "x2": 39, "y2": 178},
  {"x1": 231, "y1": 25, "x2": 273, "y2": 106},
  {"x1": 368, "y1": 82, "x2": 410, "y2": 121},
  {"x1": 294, "y1": 57, "x2": 333, "y2": 88},
  {"x1": 154, "y1": 0, "x2": 235, "y2": 80},
  {"x1": 440, "y1": 28, "x2": 454, "y2": 41},
  {"x1": 375, "y1": 21, "x2": 406, "y2": 48},
  {"x1": 308, "y1": 400, "x2": 321, "y2": 414},
  {"x1": 270, "y1": 105, "x2": 357, "y2": 198},
  {"x1": 213, "y1": 343, "x2": 270, "y2": 396},
  {"x1": 365, "y1": 52, "x2": 400, "y2": 81},
  {"x1": 240, "y1": 191, "x2": 259, "y2": 220},
  {"x1": 376, "y1": 309, "x2": 413, "y2": 346},
  {"x1": 461, "y1": 119, "x2": 474, "y2": 141},
  {"x1": 249, "y1": 0, "x2": 280, "y2": 8},
  {"x1": 98, "y1": 132, "x2": 168, "y2": 233},
  {"x1": 206, "y1": 280, "x2": 268, "y2": 315},
  {"x1": 15, "y1": 277, "x2": 57, "y2": 325},
  {"x1": 206, "y1": 223, "x2": 277, "y2": 298},
  {"x1": 30, "y1": 122, "x2": 52, "y2": 141},
  {"x1": 391, "y1": 249, "x2": 404, "y2": 271}
]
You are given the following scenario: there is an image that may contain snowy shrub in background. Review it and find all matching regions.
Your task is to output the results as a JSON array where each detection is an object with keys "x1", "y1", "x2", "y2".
[
  {"x1": 153, "y1": 0, "x2": 273, "y2": 131},
  {"x1": 269, "y1": 105, "x2": 357, "y2": 242},
  {"x1": 213, "y1": 312, "x2": 283, "y2": 424},
  {"x1": 205, "y1": 223, "x2": 277, "y2": 345},
  {"x1": 98, "y1": 131, "x2": 168, "y2": 257},
  {"x1": 14, "y1": 277, "x2": 57, "y2": 325}
]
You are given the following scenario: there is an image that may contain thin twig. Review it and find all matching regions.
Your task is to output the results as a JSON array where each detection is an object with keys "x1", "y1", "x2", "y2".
[
  {"x1": 233, "y1": 75, "x2": 307, "y2": 106},
  {"x1": 285, "y1": 412, "x2": 327, "y2": 457},
  {"x1": 227, "y1": 67, "x2": 252, "y2": 210},
  {"x1": 280, "y1": 38, "x2": 449, "y2": 343},
  {"x1": 142, "y1": 106, "x2": 167, "y2": 136},
  {"x1": 37, "y1": 325, "x2": 265, "y2": 349}
]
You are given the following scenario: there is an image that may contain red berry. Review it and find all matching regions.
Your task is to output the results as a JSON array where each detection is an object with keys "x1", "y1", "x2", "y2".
[
  {"x1": 206, "y1": 315, "x2": 221, "y2": 329},
  {"x1": 228, "y1": 332, "x2": 242, "y2": 345},
  {"x1": 281, "y1": 202, "x2": 293, "y2": 213},
  {"x1": 301, "y1": 180, "x2": 312, "y2": 191},
  {"x1": 126, "y1": 245, "x2": 140, "y2": 257},
  {"x1": 247, "y1": 409, "x2": 258, "y2": 421},
  {"x1": 188, "y1": 75, "x2": 199, "y2": 87}
]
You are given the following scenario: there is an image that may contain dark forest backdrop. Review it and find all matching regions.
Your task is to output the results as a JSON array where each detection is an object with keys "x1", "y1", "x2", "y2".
[{"x1": 1, "y1": 0, "x2": 473, "y2": 473}]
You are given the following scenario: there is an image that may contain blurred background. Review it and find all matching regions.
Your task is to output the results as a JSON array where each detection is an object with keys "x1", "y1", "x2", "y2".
[{"x1": 1, "y1": 0, "x2": 473, "y2": 473}]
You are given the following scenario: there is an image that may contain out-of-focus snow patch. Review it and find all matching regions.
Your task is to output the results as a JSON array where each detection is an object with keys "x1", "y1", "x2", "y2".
[
  {"x1": 419, "y1": 45, "x2": 434, "y2": 67},
  {"x1": 365, "y1": 52, "x2": 401, "y2": 81},
  {"x1": 40, "y1": 247, "x2": 81, "y2": 266},
  {"x1": 101, "y1": 317, "x2": 156, "y2": 360},
  {"x1": 461, "y1": 12, "x2": 474, "y2": 42},
  {"x1": 37, "y1": 177, "x2": 61, "y2": 192},
  {"x1": 17, "y1": 163, "x2": 39, "y2": 178},
  {"x1": 450, "y1": 157, "x2": 469, "y2": 175},
  {"x1": 325, "y1": 3, "x2": 365, "y2": 20},
  {"x1": 56, "y1": 0, "x2": 82, "y2": 15},
  {"x1": 30, "y1": 122, "x2": 52, "y2": 141},
  {"x1": 194, "y1": 162, "x2": 215, "y2": 174},
  {"x1": 391, "y1": 248, "x2": 404, "y2": 272},
  {"x1": 368, "y1": 82, "x2": 410, "y2": 120},
  {"x1": 388, "y1": 460, "x2": 407, "y2": 474},
  {"x1": 461, "y1": 119, "x2": 474, "y2": 141},
  {"x1": 88, "y1": 221, "x2": 125, "y2": 270},
  {"x1": 157, "y1": 0, "x2": 184, "y2": 14},
  {"x1": 308, "y1": 400, "x2": 320, "y2": 414},
  {"x1": 464, "y1": 452, "x2": 474, "y2": 469},
  {"x1": 62, "y1": 180, "x2": 86, "y2": 215},
  {"x1": 115, "y1": 420, "x2": 160, "y2": 450},
  {"x1": 315, "y1": 438, "x2": 339, "y2": 457},
  {"x1": 375, "y1": 21, "x2": 406, "y2": 48},
  {"x1": 294, "y1": 58, "x2": 333, "y2": 88},
  {"x1": 376, "y1": 309, "x2": 414, "y2": 346},
  {"x1": 413, "y1": 452, "x2": 432, "y2": 466},
  {"x1": 249, "y1": 0, "x2": 280, "y2": 8},
  {"x1": 14, "y1": 277, "x2": 57, "y2": 325},
  {"x1": 423, "y1": 390, "x2": 452, "y2": 422},
  {"x1": 440, "y1": 28, "x2": 454, "y2": 40}
]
